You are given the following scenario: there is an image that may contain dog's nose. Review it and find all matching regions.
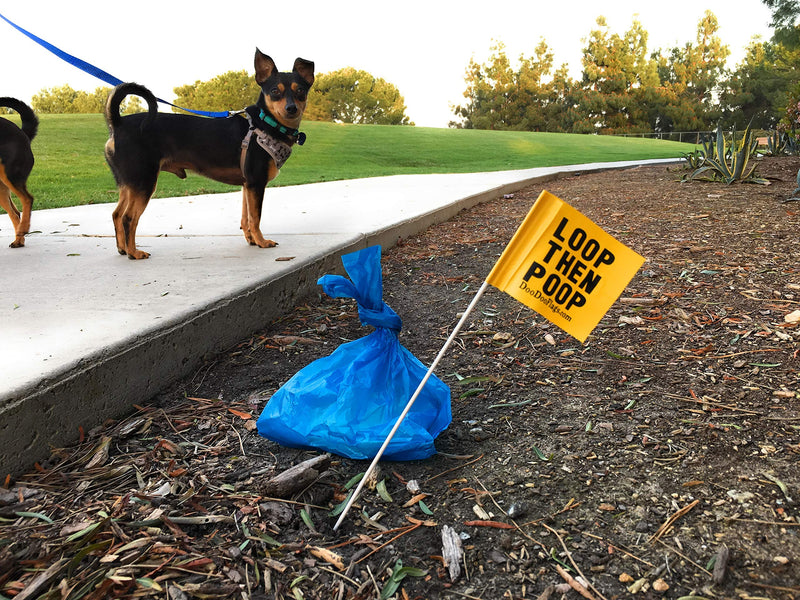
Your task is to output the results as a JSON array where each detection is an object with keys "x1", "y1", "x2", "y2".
[{"x1": 286, "y1": 104, "x2": 298, "y2": 115}]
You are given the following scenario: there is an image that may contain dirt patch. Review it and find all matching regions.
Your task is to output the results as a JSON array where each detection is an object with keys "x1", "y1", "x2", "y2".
[{"x1": 3, "y1": 157, "x2": 800, "y2": 599}]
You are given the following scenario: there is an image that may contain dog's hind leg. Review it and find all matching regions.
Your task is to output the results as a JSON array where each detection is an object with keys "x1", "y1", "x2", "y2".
[
  {"x1": 123, "y1": 190, "x2": 152, "y2": 260},
  {"x1": 0, "y1": 184, "x2": 23, "y2": 248},
  {"x1": 112, "y1": 186, "x2": 133, "y2": 255},
  {"x1": 8, "y1": 182, "x2": 33, "y2": 240},
  {"x1": 0, "y1": 167, "x2": 27, "y2": 247},
  {"x1": 241, "y1": 184, "x2": 277, "y2": 248},
  {"x1": 115, "y1": 185, "x2": 153, "y2": 260}
]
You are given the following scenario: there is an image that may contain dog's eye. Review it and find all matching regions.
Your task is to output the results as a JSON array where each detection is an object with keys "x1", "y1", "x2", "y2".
[
  {"x1": 269, "y1": 88, "x2": 281, "y2": 99},
  {"x1": 294, "y1": 89, "x2": 307, "y2": 102}
]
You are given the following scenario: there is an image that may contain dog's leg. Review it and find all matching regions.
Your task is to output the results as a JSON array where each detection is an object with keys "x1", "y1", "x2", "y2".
[
  {"x1": 242, "y1": 184, "x2": 277, "y2": 248},
  {"x1": 8, "y1": 182, "x2": 33, "y2": 239},
  {"x1": 112, "y1": 186, "x2": 132, "y2": 255},
  {"x1": 119, "y1": 186, "x2": 153, "y2": 260},
  {"x1": 0, "y1": 165, "x2": 27, "y2": 247},
  {"x1": 0, "y1": 183, "x2": 24, "y2": 247},
  {"x1": 240, "y1": 190, "x2": 254, "y2": 245},
  {"x1": 123, "y1": 191, "x2": 151, "y2": 260}
]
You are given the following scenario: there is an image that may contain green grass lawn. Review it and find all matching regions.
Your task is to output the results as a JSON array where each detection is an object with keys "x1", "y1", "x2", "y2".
[{"x1": 4, "y1": 113, "x2": 695, "y2": 211}]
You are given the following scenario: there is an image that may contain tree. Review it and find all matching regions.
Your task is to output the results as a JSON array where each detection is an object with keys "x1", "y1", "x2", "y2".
[
  {"x1": 580, "y1": 17, "x2": 660, "y2": 132},
  {"x1": 582, "y1": 17, "x2": 659, "y2": 94},
  {"x1": 173, "y1": 70, "x2": 260, "y2": 112},
  {"x1": 31, "y1": 85, "x2": 127, "y2": 114},
  {"x1": 452, "y1": 41, "x2": 521, "y2": 130},
  {"x1": 496, "y1": 40, "x2": 565, "y2": 131},
  {"x1": 636, "y1": 84, "x2": 705, "y2": 132},
  {"x1": 718, "y1": 39, "x2": 798, "y2": 128},
  {"x1": 453, "y1": 11, "x2": 742, "y2": 134},
  {"x1": 644, "y1": 11, "x2": 731, "y2": 131},
  {"x1": 304, "y1": 67, "x2": 411, "y2": 125},
  {"x1": 758, "y1": 1, "x2": 800, "y2": 132},
  {"x1": 658, "y1": 12, "x2": 730, "y2": 110},
  {"x1": 544, "y1": 64, "x2": 588, "y2": 132},
  {"x1": 451, "y1": 40, "x2": 578, "y2": 131},
  {"x1": 31, "y1": 85, "x2": 79, "y2": 113},
  {"x1": 763, "y1": 0, "x2": 800, "y2": 47}
]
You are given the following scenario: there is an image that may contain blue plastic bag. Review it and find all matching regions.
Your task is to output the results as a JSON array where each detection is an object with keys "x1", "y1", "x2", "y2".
[{"x1": 256, "y1": 245, "x2": 452, "y2": 460}]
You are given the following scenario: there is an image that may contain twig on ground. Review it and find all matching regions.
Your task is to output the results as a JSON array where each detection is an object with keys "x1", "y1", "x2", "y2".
[
  {"x1": 540, "y1": 523, "x2": 608, "y2": 600},
  {"x1": 581, "y1": 532, "x2": 655, "y2": 568},
  {"x1": 655, "y1": 539, "x2": 711, "y2": 576},
  {"x1": 555, "y1": 564, "x2": 596, "y2": 600},
  {"x1": 746, "y1": 581, "x2": 800, "y2": 594},
  {"x1": 425, "y1": 454, "x2": 484, "y2": 483},
  {"x1": 655, "y1": 391, "x2": 762, "y2": 415},
  {"x1": 649, "y1": 499, "x2": 699, "y2": 543},
  {"x1": 354, "y1": 520, "x2": 424, "y2": 565}
]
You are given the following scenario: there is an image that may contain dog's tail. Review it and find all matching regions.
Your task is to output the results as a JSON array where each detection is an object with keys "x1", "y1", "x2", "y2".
[
  {"x1": 104, "y1": 83, "x2": 158, "y2": 130},
  {"x1": 0, "y1": 97, "x2": 38, "y2": 141}
]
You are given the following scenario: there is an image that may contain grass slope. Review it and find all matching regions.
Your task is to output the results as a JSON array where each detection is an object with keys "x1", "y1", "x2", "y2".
[{"x1": 4, "y1": 114, "x2": 695, "y2": 210}]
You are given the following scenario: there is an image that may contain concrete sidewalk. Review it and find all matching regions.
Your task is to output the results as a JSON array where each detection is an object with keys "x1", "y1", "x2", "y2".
[{"x1": 0, "y1": 160, "x2": 671, "y2": 476}]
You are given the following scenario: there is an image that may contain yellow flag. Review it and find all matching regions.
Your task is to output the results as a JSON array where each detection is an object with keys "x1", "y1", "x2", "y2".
[{"x1": 486, "y1": 190, "x2": 645, "y2": 342}]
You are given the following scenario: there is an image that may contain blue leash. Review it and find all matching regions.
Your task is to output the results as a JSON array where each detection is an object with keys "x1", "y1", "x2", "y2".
[{"x1": 0, "y1": 10, "x2": 230, "y2": 118}]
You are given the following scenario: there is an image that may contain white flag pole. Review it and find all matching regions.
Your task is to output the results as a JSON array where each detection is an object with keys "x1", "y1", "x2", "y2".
[{"x1": 333, "y1": 280, "x2": 491, "y2": 531}]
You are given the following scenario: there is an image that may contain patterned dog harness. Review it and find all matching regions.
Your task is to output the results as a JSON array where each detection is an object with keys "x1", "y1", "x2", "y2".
[{"x1": 241, "y1": 111, "x2": 293, "y2": 171}]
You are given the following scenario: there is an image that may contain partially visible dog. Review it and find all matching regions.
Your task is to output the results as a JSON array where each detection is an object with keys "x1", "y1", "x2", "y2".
[
  {"x1": 104, "y1": 49, "x2": 314, "y2": 259},
  {"x1": 0, "y1": 97, "x2": 38, "y2": 248}
]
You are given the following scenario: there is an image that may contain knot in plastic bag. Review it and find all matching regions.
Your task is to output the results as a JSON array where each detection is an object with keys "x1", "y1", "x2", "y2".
[{"x1": 319, "y1": 247, "x2": 402, "y2": 331}]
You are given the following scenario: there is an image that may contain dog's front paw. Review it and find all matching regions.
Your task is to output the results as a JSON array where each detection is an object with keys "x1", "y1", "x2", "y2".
[
  {"x1": 246, "y1": 229, "x2": 278, "y2": 248},
  {"x1": 127, "y1": 249, "x2": 151, "y2": 260},
  {"x1": 9, "y1": 238, "x2": 25, "y2": 248}
]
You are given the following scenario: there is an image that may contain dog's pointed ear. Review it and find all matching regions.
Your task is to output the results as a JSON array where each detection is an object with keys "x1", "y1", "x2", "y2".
[
  {"x1": 254, "y1": 49, "x2": 277, "y2": 84},
  {"x1": 293, "y1": 58, "x2": 315, "y2": 86}
]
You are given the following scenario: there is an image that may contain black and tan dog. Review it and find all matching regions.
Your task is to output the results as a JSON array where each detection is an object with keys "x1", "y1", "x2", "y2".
[
  {"x1": 0, "y1": 97, "x2": 38, "y2": 248},
  {"x1": 104, "y1": 49, "x2": 314, "y2": 259}
]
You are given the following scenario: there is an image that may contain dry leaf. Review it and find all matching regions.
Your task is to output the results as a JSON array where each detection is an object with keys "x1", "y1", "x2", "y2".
[
  {"x1": 228, "y1": 408, "x2": 253, "y2": 420},
  {"x1": 84, "y1": 436, "x2": 112, "y2": 469},
  {"x1": 402, "y1": 493, "x2": 429, "y2": 508}
]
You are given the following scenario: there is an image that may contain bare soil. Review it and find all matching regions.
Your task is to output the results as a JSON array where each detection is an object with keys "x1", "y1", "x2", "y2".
[{"x1": 2, "y1": 157, "x2": 800, "y2": 600}]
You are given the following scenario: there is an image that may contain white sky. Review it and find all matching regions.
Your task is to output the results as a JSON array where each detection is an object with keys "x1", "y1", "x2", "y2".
[{"x1": 0, "y1": 1, "x2": 775, "y2": 128}]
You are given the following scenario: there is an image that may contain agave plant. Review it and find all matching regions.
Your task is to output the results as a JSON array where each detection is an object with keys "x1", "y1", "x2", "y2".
[
  {"x1": 681, "y1": 149, "x2": 705, "y2": 170},
  {"x1": 699, "y1": 133, "x2": 716, "y2": 159},
  {"x1": 765, "y1": 129, "x2": 786, "y2": 156},
  {"x1": 687, "y1": 121, "x2": 768, "y2": 184},
  {"x1": 786, "y1": 134, "x2": 800, "y2": 156}
]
